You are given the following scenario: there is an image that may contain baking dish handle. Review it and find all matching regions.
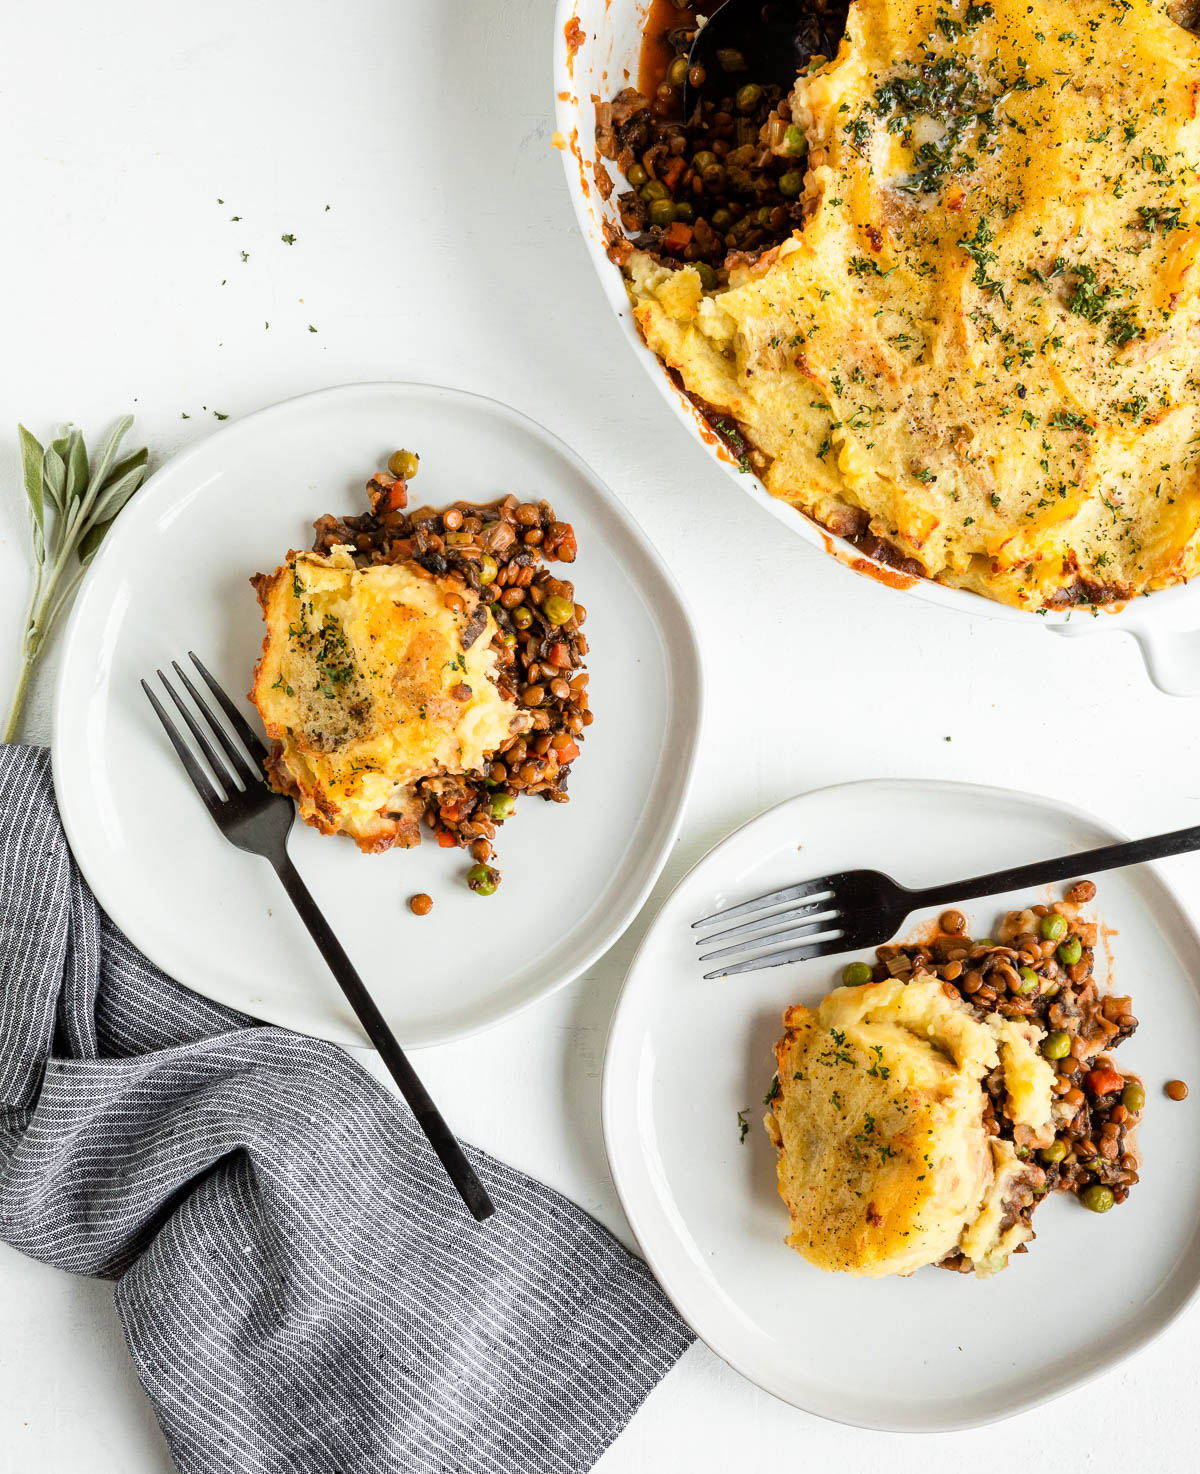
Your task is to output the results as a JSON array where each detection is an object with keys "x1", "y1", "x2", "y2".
[
  {"x1": 1129, "y1": 626, "x2": 1200, "y2": 698},
  {"x1": 1050, "y1": 619, "x2": 1200, "y2": 697}
]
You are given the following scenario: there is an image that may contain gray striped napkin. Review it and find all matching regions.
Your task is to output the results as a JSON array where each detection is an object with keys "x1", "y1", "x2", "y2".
[{"x1": 0, "y1": 744, "x2": 692, "y2": 1474}]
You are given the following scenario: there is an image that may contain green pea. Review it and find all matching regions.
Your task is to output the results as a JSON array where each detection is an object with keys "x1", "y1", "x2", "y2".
[
  {"x1": 778, "y1": 169, "x2": 804, "y2": 197},
  {"x1": 1042, "y1": 1030, "x2": 1071, "y2": 1060},
  {"x1": 479, "y1": 555, "x2": 498, "y2": 587},
  {"x1": 673, "y1": 200, "x2": 696, "y2": 224},
  {"x1": 489, "y1": 792, "x2": 515, "y2": 821},
  {"x1": 701, "y1": 163, "x2": 727, "y2": 190},
  {"x1": 1057, "y1": 936, "x2": 1083, "y2": 967},
  {"x1": 512, "y1": 605, "x2": 533, "y2": 630},
  {"x1": 1080, "y1": 1183, "x2": 1114, "y2": 1214},
  {"x1": 1018, "y1": 966, "x2": 1040, "y2": 994},
  {"x1": 648, "y1": 198, "x2": 676, "y2": 228},
  {"x1": 973, "y1": 938, "x2": 995, "y2": 950},
  {"x1": 784, "y1": 123, "x2": 806, "y2": 155},
  {"x1": 387, "y1": 448, "x2": 419, "y2": 480},
  {"x1": 641, "y1": 179, "x2": 669, "y2": 203},
  {"x1": 1041, "y1": 912, "x2": 1068, "y2": 942},
  {"x1": 1121, "y1": 1081, "x2": 1146, "y2": 1112},
  {"x1": 501, "y1": 630, "x2": 516, "y2": 647},
  {"x1": 467, "y1": 863, "x2": 498, "y2": 897},
  {"x1": 694, "y1": 261, "x2": 717, "y2": 290},
  {"x1": 842, "y1": 960, "x2": 873, "y2": 987},
  {"x1": 716, "y1": 47, "x2": 747, "y2": 72},
  {"x1": 735, "y1": 83, "x2": 763, "y2": 112},
  {"x1": 667, "y1": 54, "x2": 689, "y2": 87},
  {"x1": 1040, "y1": 1138, "x2": 1068, "y2": 1164},
  {"x1": 711, "y1": 207, "x2": 733, "y2": 230},
  {"x1": 542, "y1": 594, "x2": 575, "y2": 626},
  {"x1": 691, "y1": 150, "x2": 719, "y2": 173},
  {"x1": 627, "y1": 162, "x2": 648, "y2": 188}
]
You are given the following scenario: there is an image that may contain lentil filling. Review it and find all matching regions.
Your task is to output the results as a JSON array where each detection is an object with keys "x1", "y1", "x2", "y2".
[
  {"x1": 595, "y1": 1, "x2": 848, "y2": 279},
  {"x1": 306, "y1": 462, "x2": 591, "y2": 883},
  {"x1": 845, "y1": 882, "x2": 1141, "y2": 1267}
]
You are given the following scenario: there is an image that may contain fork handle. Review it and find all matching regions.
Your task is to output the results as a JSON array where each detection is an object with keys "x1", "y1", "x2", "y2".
[
  {"x1": 906, "y1": 822, "x2": 1200, "y2": 910},
  {"x1": 272, "y1": 854, "x2": 495, "y2": 1222}
]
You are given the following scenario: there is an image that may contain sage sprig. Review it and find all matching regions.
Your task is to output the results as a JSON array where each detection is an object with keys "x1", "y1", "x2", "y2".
[{"x1": 5, "y1": 416, "x2": 148, "y2": 741}]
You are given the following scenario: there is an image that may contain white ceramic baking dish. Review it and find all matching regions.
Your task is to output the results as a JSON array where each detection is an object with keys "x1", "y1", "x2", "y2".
[{"x1": 553, "y1": 0, "x2": 1200, "y2": 695}]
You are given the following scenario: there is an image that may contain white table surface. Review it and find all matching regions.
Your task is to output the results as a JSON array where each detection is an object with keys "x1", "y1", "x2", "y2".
[{"x1": 2, "y1": 2, "x2": 1198, "y2": 1470}]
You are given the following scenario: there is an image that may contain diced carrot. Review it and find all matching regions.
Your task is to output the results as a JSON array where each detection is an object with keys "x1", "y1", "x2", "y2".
[
  {"x1": 436, "y1": 830, "x2": 456, "y2": 848},
  {"x1": 555, "y1": 739, "x2": 580, "y2": 763},
  {"x1": 546, "y1": 642, "x2": 571, "y2": 668},
  {"x1": 1086, "y1": 1066, "x2": 1124, "y2": 1097},
  {"x1": 663, "y1": 220, "x2": 693, "y2": 254},
  {"x1": 440, "y1": 803, "x2": 463, "y2": 822},
  {"x1": 368, "y1": 471, "x2": 408, "y2": 514},
  {"x1": 661, "y1": 156, "x2": 687, "y2": 192}
]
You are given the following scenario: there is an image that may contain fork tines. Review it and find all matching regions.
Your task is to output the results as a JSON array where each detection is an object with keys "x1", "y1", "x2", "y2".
[
  {"x1": 692, "y1": 876, "x2": 844, "y2": 979},
  {"x1": 142, "y1": 652, "x2": 267, "y2": 807}
]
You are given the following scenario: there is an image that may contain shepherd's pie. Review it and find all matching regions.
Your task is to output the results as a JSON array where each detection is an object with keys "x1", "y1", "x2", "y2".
[
  {"x1": 251, "y1": 548, "x2": 525, "y2": 853},
  {"x1": 626, "y1": 0, "x2": 1200, "y2": 608}
]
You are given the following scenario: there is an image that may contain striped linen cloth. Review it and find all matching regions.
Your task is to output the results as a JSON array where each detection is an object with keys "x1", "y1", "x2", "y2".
[{"x1": 0, "y1": 744, "x2": 692, "y2": 1473}]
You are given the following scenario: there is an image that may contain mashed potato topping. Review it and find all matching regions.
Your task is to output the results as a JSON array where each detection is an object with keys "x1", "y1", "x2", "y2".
[
  {"x1": 250, "y1": 547, "x2": 524, "y2": 852},
  {"x1": 629, "y1": 0, "x2": 1200, "y2": 608},
  {"x1": 764, "y1": 977, "x2": 1054, "y2": 1277}
]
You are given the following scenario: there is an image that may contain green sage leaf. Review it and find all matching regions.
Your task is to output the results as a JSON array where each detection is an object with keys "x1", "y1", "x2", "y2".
[
  {"x1": 83, "y1": 452, "x2": 146, "y2": 530},
  {"x1": 85, "y1": 414, "x2": 134, "y2": 506},
  {"x1": 78, "y1": 517, "x2": 114, "y2": 566},
  {"x1": 42, "y1": 444, "x2": 66, "y2": 517},
  {"x1": 101, "y1": 444, "x2": 147, "y2": 490},
  {"x1": 18, "y1": 424, "x2": 44, "y2": 534},
  {"x1": 62, "y1": 428, "x2": 89, "y2": 509}
]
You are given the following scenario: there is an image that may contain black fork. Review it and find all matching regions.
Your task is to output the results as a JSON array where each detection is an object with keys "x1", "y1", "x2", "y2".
[
  {"x1": 692, "y1": 823, "x2": 1200, "y2": 979},
  {"x1": 143, "y1": 652, "x2": 494, "y2": 1222}
]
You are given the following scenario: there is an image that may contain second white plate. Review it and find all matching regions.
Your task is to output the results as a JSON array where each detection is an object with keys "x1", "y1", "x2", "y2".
[
  {"x1": 602, "y1": 780, "x2": 1200, "y2": 1430},
  {"x1": 53, "y1": 382, "x2": 703, "y2": 1047}
]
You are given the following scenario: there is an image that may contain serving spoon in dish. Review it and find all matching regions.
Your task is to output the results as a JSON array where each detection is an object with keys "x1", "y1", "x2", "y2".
[
  {"x1": 693, "y1": 823, "x2": 1200, "y2": 977},
  {"x1": 682, "y1": 0, "x2": 850, "y2": 114}
]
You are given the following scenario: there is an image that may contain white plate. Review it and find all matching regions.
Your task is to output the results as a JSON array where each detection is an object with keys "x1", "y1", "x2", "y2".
[
  {"x1": 602, "y1": 780, "x2": 1200, "y2": 1431},
  {"x1": 53, "y1": 382, "x2": 702, "y2": 1048}
]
